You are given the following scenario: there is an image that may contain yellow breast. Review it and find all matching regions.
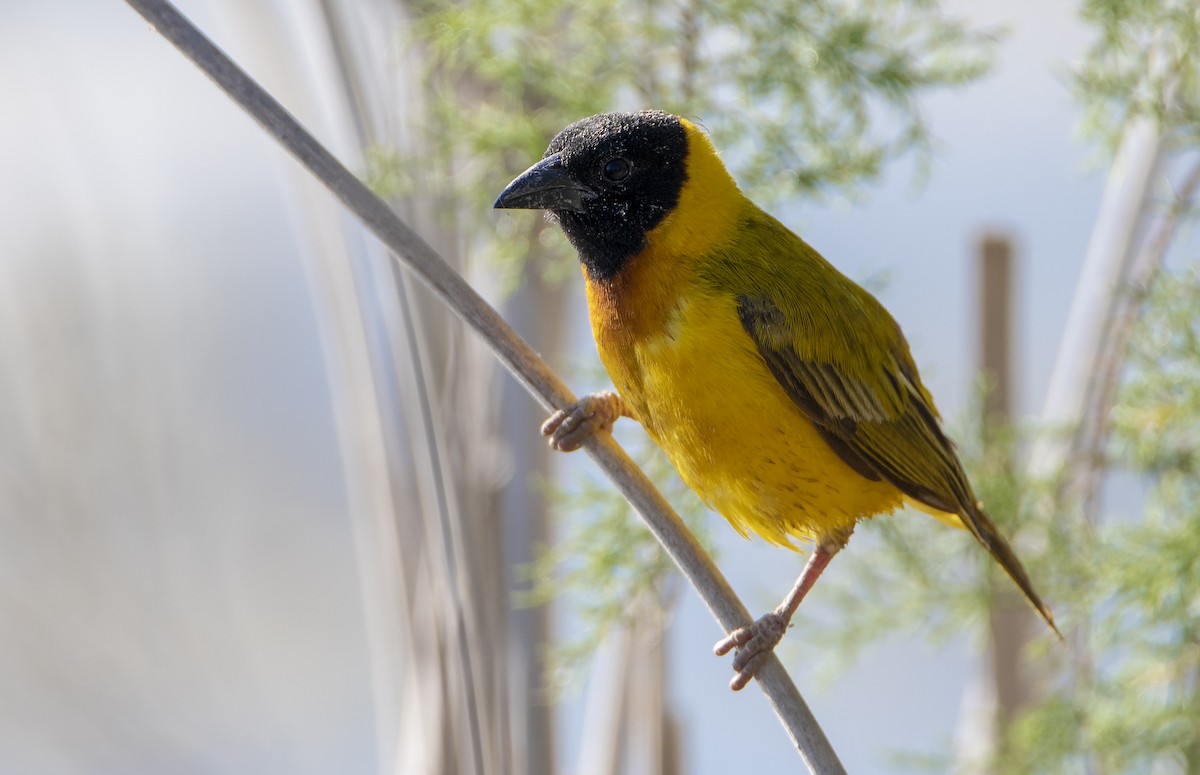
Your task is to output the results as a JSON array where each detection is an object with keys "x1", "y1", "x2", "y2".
[{"x1": 586, "y1": 259, "x2": 904, "y2": 548}]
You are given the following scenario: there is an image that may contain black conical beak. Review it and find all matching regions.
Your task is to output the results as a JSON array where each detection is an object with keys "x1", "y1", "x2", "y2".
[{"x1": 493, "y1": 153, "x2": 595, "y2": 212}]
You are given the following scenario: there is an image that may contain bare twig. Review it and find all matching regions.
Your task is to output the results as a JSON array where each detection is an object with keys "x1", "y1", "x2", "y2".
[
  {"x1": 121, "y1": 0, "x2": 846, "y2": 772},
  {"x1": 1029, "y1": 116, "x2": 1162, "y2": 480},
  {"x1": 1072, "y1": 155, "x2": 1200, "y2": 517}
]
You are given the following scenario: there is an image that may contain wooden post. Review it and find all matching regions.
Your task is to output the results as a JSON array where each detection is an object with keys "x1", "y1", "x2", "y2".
[
  {"x1": 979, "y1": 235, "x2": 1012, "y2": 427},
  {"x1": 977, "y1": 233, "x2": 1032, "y2": 749}
]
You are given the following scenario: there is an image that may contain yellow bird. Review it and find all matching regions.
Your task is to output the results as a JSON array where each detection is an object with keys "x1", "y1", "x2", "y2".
[{"x1": 495, "y1": 110, "x2": 1059, "y2": 690}]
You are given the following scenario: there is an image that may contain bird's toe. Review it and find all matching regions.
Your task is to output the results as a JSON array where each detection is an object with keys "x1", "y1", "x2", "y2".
[
  {"x1": 541, "y1": 392, "x2": 621, "y2": 452},
  {"x1": 714, "y1": 611, "x2": 790, "y2": 691}
]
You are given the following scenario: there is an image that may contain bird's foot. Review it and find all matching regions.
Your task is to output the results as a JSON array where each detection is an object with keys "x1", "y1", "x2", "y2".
[
  {"x1": 713, "y1": 609, "x2": 790, "y2": 691},
  {"x1": 541, "y1": 391, "x2": 624, "y2": 452}
]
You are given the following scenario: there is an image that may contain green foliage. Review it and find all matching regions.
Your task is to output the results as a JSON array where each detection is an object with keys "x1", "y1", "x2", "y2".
[
  {"x1": 1076, "y1": 0, "x2": 1200, "y2": 151},
  {"x1": 409, "y1": 0, "x2": 996, "y2": 214},
  {"x1": 520, "y1": 423, "x2": 713, "y2": 696},
  {"x1": 709, "y1": 0, "x2": 995, "y2": 197},
  {"x1": 996, "y1": 266, "x2": 1200, "y2": 775},
  {"x1": 1112, "y1": 267, "x2": 1200, "y2": 475}
]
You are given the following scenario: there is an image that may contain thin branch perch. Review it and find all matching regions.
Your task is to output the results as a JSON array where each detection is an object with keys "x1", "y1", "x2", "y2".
[{"x1": 121, "y1": 0, "x2": 846, "y2": 772}]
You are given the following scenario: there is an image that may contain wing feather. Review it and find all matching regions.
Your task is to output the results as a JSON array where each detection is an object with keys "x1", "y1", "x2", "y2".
[{"x1": 737, "y1": 293, "x2": 969, "y2": 515}]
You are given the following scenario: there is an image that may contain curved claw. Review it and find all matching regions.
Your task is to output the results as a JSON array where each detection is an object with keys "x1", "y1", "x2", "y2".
[
  {"x1": 713, "y1": 611, "x2": 789, "y2": 691},
  {"x1": 541, "y1": 391, "x2": 624, "y2": 452}
]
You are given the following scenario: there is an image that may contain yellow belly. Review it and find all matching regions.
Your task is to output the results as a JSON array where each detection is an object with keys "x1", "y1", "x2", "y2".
[{"x1": 594, "y1": 289, "x2": 906, "y2": 549}]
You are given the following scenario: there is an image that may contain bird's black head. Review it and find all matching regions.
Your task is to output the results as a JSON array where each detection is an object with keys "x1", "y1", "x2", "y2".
[{"x1": 494, "y1": 111, "x2": 689, "y2": 282}]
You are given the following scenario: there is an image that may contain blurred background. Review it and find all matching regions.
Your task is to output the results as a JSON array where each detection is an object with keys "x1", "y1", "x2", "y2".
[{"x1": 3, "y1": 0, "x2": 1198, "y2": 773}]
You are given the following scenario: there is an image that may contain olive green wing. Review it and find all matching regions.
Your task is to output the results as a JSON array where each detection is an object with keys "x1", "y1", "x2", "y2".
[
  {"x1": 737, "y1": 294, "x2": 1060, "y2": 635},
  {"x1": 736, "y1": 294, "x2": 973, "y2": 515}
]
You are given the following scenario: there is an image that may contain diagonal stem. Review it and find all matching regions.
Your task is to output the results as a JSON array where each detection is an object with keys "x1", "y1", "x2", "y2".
[{"x1": 120, "y1": 1, "x2": 846, "y2": 772}]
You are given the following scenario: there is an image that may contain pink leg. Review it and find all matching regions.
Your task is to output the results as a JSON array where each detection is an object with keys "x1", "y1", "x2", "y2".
[{"x1": 714, "y1": 540, "x2": 841, "y2": 691}]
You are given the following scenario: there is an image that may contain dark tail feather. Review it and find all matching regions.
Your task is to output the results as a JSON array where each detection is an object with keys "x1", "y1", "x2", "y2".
[{"x1": 961, "y1": 505, "x2": 1063, "y2": 641}]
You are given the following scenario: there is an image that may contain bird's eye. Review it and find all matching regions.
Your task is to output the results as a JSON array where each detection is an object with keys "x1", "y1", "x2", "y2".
[{"x1": 602, "y1": 157, "x2": 631, "y2": 182}]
